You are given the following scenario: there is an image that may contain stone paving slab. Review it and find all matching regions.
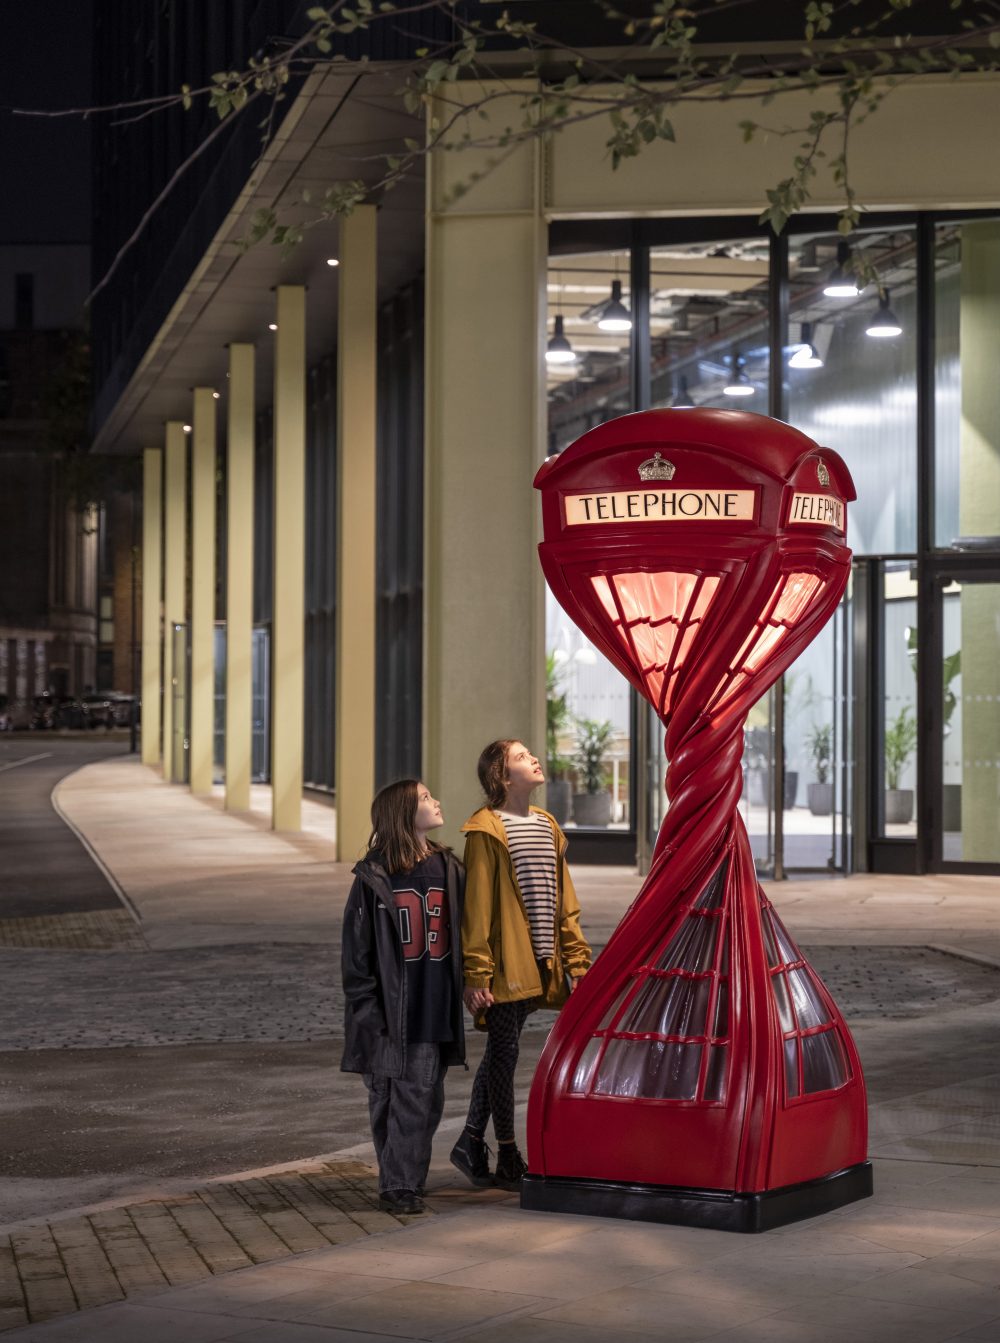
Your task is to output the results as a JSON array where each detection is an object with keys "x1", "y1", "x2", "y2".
[
  {"x1": 0, "y1": 1161, "x2": 424, "y2": 1332},
  {"x1": 0, "y1": 912, "x2": 147, "y2": 952}
]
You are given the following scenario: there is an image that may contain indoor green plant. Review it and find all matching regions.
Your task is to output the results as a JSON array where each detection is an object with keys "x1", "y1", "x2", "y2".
[
  {"x1": 806, "y1": 722, "x2": 833, "y2": 816},
  {"x1": 571, "y1": 716, "x2": 615, "y2": 828},
  {"x1": 884, "y1": 704, "x2": 918, "y2": 825},
  {"x1": 545, "y1": 652, "x2": 574, "y2": 825}
]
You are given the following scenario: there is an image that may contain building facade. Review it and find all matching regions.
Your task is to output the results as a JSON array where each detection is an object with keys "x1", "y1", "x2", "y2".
[{"x1": 92, "y1": 4, "x2": 1000, "y2": 874}]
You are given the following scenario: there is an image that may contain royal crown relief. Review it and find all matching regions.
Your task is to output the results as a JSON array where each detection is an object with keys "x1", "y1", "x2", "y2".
[{"x1": 562, "y1": 451, "x2": 845, "y2": 533}]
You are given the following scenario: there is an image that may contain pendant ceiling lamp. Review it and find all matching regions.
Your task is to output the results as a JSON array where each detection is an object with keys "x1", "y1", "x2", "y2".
[
  {"x1": 823, "y1": 241, "x2": 860, "y2": 298},
  {"x1": 788, "y1": 322, "x2": 823, "y2": 369},
  {"x1": 598, "y1": 279, "x2": 632, "y2": 332},
  {"x1": 865, "y1": 289, "x2": 903, "y2": 338},
  {"x1": 546, "y1": 314, "x2": 577, "y2": 364}
]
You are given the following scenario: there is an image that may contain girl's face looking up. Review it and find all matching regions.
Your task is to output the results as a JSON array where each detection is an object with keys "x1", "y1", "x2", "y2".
[
  {"x1": 414, "y1": 782, "x2": 444, "y2": 833},
  {"x1": 505, "y1": 742, "x2": 545, "y2": 792}
]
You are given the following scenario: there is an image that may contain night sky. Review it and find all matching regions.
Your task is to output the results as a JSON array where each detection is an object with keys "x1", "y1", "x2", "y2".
[{"x1": 0, "y1": 0, "x2": 92, "y2": 244}]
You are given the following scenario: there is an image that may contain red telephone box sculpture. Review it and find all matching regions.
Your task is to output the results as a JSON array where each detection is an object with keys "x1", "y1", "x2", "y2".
[{"x1": 522, "y1": 408, "x2": 871, "y2": 1233}]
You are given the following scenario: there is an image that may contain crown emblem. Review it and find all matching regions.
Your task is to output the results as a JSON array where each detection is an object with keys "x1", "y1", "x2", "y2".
[
  {"x1": 638, "y1": 452, "x2": 675, "y2": 482},
  {"x1": 816, "y1": 459, "x2": 830, "y2": 488}
]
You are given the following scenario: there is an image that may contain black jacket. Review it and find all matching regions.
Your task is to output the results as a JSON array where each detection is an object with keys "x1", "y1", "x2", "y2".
[{"x1": 340, "y1": 848, "x2": 467, "y2": 1077}]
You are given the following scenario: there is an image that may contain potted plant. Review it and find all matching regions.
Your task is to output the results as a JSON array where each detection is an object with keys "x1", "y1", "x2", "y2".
[
  {"x1": 545, "y1": 652, "x2": 573, "y2": 825},
  {"x1": 572, "y1": 717, "x2": 615, "y2": 827},
  {"x1": 806, "y1": 722, "x2": 833, "y2": 816},
  {"x1": 884, "y1": 705, "x2": 918, "y2": 825}
]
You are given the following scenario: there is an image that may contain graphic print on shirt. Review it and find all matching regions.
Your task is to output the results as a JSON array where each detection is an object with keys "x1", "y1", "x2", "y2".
[{"x1": 395, "y1": 885, "x2": 452, "y2": 962}]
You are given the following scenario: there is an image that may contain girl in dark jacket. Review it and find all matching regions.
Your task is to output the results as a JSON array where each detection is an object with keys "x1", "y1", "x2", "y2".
[{"x1": 340, "y1": 779, "x2": 466, "y2": 1215}]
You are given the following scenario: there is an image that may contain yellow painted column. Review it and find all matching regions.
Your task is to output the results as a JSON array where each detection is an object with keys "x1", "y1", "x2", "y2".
[
  {"x1": 225, "y1": 345, "x2": 255, "y2": 811},
  {"x1": 424, "y1": 88, "x2": 548, "y2": 847},
  {"x1": 272, "y1": 286, "x2": 306, "y2": 830},
  {"x1": 162, "y1": 421, "x2": 188, "y2": 783},
  {"x1": 189, "y1": 388, "x2": 217, "y2": 795},
  {"x1": 335, "y1": 205, "x2": 378, "y2": 860},
  {"x1": 140, "y1": 447, "x2": 163, "y2": 767}
]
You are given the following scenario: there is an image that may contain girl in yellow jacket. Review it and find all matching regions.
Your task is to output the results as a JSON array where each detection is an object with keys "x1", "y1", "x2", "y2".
[{"x1": 449, "y1": 739, "x2": 591, "y2": 1190}]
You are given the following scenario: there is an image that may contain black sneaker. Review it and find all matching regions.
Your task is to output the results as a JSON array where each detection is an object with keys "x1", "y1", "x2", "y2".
[
  {"x1": 378, "y1": 1188, "x2": 425, "y2": 1214},
  {"x1": 449, "y1": 1129, "x2": 492, "y2": 1187},
  {"x1": 493, "y1": 1144, "x2": 528, "y2": 1190}
]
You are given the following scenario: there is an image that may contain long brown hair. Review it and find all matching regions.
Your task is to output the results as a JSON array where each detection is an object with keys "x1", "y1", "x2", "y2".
[
  {"x1": 367, "y1": 779, "x2": 442, "y2": 875},
  {"x1": 478, "y1": 739, "x2": 516, "y2": 810}
]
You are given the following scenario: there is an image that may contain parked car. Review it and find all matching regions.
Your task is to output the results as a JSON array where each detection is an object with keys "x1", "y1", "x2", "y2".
[{"x1": 80, "y1": 693, "x2": 116, "y2": 730}]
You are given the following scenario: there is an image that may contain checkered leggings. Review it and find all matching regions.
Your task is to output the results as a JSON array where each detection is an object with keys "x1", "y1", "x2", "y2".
[{"x1": 465, "y1": 999, "x2": 533, "y2": 1144}]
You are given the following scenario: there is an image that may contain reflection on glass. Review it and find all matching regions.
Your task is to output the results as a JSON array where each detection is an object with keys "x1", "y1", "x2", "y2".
[
  {"x1": 570, "y1": 1037, "x2": 604, "y2": 1094},
  {"x1": 703, "y1": 1044, "x2": 728, "y2": 1102},
  {"x1": 941, "y1": 580, "x2": 1000, "y2": 863},
  {"x1": 771, "y1": 972, "x2": 795, "y2": 1033},
  {"x1": 784, "y1": 1038, "x2": 800, "y2": 1098},
  {"x1": 801, "y1": 1028, "x2": 849, "y2": 1093},
  {"x1": 882, "y1": 561, "x2": 918, "y2": 837},
  {"x1": 788, "y1": 227, "x2": 917, "y2": 557},
  {"x1": 786, "y1": 967, "x2": 830, "y2": 1030}
]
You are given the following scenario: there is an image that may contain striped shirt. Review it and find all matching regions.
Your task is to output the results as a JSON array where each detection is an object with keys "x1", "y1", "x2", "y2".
[{"x1": 496, "y1": 810, "x2": 558, "y2": 960}]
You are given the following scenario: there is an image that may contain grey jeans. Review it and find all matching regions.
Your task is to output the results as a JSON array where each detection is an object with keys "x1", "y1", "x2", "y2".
[{"x1": 365, "y1": 1042, "x2": 447, "y2": 1194}]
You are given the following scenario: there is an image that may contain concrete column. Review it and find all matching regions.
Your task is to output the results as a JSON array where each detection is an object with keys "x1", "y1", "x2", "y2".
[
  {"x1": 424, "y1": 88, "x2": 548, "y2": 847},
  {"x1": 958, "y1": 221, "x2": 1000, "y2": 861},
  {"x1": 162, "y1": 421, "x2": 187, "y2": 783},
  {"x1": 140, "y1": 448, "x2": 163, "y2": 767},
  {"x1": 272, "y1": 286, "x2": 306, "y2": 831},
  {"x1": 189, "y1": 388, "x2": 217, "y2": 795},
  {"x1": 335, "y1": 205, "x2": 378, "y2": 860},
  {"x1": 225, "y1": 344, "x2": 255, "y2": 811}
]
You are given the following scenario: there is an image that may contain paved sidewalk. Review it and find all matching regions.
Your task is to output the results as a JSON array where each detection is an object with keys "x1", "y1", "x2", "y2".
[{"x1": 3, "y1": 758, "x2": 1000, "y2": 1341}]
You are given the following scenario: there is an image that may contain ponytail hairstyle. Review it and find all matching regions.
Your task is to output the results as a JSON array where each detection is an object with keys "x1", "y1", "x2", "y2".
[
  {"x1": 367, "y1": 779, "x2": 442, "y2": 874},
  {"x1": 477, "y1": 739, "x2": 516, "y2": 810}
]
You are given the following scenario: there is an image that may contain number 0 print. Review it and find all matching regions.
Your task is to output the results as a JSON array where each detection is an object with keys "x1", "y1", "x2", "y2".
[{"x1": 395, "y1": 888, "x2": 451, "y2": 962}]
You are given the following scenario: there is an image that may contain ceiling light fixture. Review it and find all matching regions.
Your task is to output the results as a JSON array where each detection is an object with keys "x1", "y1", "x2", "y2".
[
  {"x1": 723, "y1": 353, "x2": 755, "y2": 397},
  {"x1": 597, "y1": 279, "x2": 632, "y2": 332},
  {"x1": 788, "y1": 321, "x2": 824, "y2": 369},
  {"x1": 546, "y1": 314, "x2": 577, "y2": 365},
  {"x1": 866, "y1": 289, "x2": 903, "y2": 338},
  {"x1": 823, "y1": 240, "x2": 860, "y2": 298}
]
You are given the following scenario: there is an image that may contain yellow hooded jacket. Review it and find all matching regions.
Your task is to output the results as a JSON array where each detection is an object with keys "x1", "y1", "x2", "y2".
[{"x1": 460, "y1": 806, "x2": 591, "y2": 1021}]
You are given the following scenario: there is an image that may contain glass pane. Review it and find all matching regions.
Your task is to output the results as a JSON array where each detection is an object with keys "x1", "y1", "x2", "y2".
[
  {"x1": 787, "y1": 226, "x2": 917, "y2": 557},
  {"x1": 648, "y1": 235, "x2": 770, "y2": 412},
  {"x1": 882, "y1": 561, "x2": 918, "y2": 837},
  {"x1": 703, "y1": 1045, "x2": 727, "y2": 1102},
  {"x1": 740, "y1": 686, "x2": 776, "y2": 876},
  {"x1": 784, "y1": 1037, "x2": 800, "y2": 1099},
  {"x1": 594, "y1": 1038, "x2": 649, "y2": 1098},
  {"x1": 597, "y1": 980, "x2": 634, "y2": 1030},
  {"x1": 712, "y1": 980, "x2": 729, "y2": 1038},
  {"x1": 570, "y1": 1037, "x2": 603, "y2": 1094},
  {"x1": 771, "y1": 972, "x2": 795, "y2": 1033},
  {"x1": 934, "y1": 220, "x2": 1000, "y2": 549},
  {"x1": 770, "y1": 909, "x2": 800, "y2": 966},
  {"x1": 656, "y1": 913, "x2": 717, "y2": 972},
  {"x1": 547, "y1": 248, "x2": 630, "y2": 455},
  {"x1": 761, "y1": 908, "x2": 780, "y2": 969},
  {"x1": 941, "y1": 580, "x2": 1000, "y2": 862},
  {"x1": 619, "y1": 973, "x2": 711, "y2": 1038},
  {"x1": 801, "y1": 1028, "x2": 849, "y2": 1094},
  {"x1": 786, "y1": 967, "x2": 830, "y2": 1030}
]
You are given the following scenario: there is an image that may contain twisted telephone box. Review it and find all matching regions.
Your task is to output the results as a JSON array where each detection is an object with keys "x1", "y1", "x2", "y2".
[{"x1": 522, "y1": 408, "x2": 871, "y2": 1232}]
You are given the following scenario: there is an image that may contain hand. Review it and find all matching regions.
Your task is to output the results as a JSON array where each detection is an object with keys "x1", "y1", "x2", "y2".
[{"x1": 463, "y1": 986, "x2": 494, "y2": 1014}]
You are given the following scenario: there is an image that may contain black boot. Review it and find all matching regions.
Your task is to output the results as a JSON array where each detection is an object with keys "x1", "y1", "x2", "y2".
[
  {"x1": 449, "y1": 1128, "x2": 492, "y2": 1187},
  {"x1": 493, "y1": 1143, "x2": 527, "y2": 1190}
]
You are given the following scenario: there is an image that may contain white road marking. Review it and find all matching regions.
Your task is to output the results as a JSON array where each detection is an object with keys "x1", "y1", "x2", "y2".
[{"x1": 0, "y1": 752, "x2": 52, "y2": 773}]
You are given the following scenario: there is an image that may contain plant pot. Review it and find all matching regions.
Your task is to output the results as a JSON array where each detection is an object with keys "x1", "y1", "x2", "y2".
[
  {"x1": 783, "y1": 771, "x2": 798, "y2": 810},
  {"x1": 572, "y1": 791, "x2": 612, "y2": 828},
  {"x1": 885, "y1": 788, "x2": 914, "y2": 825},
  {"x1": 807, "y1": 781, "x2": 833, "y2": 816},
  {"x1": 747, "y1": 768, "x2": 769, "y2": 807},
  {"x1": 546, "y1": 779, "x2": 572, "y2": 826},
  {"x1": 942, "y1": 782, "x2": 962, "y2": 833}
]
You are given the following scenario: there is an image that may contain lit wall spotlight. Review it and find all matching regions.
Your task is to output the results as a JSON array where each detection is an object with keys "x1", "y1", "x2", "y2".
[
  {"x1": 268, "y1": 322, "x2": 278, "y2": 331},
  {"x1": 823, "y1": 240, "x2": 860, "y2": 298},
  {"x1": 326, "y1": 257, "x2": 339, "y2": 266},
  {"x1": 788, "y1": 321, "x2": 824, "y2": 369},
  {"x1": 183, "y1": 424, "x2": 192, "y2": 433},
  {"x1": 546, "y1": 314, "x2": 577, "y2": 365},
  {"x1": 723, "y1": 353, "x2": 755, "y2": 397},
  {"x1": 212, "y1": 391, "x2": 221, "y2": 399},
  {"x1": 866, "y1": 289, "x2": 903, "y2": 338},
  {"x1": 597, "y1": 279, "x2": 632, "y2": 332}
]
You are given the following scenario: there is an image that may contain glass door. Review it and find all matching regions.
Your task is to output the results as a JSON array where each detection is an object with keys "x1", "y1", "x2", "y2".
[
  {"x1": 936, "y1": 574, "x2": 1000, "y2": 867},
  {"x1": 170, "y1": 622, "x2": 189, "y2": 784}
]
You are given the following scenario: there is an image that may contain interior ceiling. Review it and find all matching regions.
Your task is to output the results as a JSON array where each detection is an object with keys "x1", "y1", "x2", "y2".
[{"x1": 96, "y1": 66, "x2": 425, "y2": 454}]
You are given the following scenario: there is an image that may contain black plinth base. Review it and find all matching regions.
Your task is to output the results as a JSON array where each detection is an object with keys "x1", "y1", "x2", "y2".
[{"x1": 520, "y1": 1162, "x2": 872, "y2": 1233}]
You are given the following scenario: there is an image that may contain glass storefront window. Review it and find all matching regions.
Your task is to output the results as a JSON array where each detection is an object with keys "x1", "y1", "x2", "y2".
[
  {"x1": 934, "y1": 220, "x2": 1000, "y2": 550},
  {"x1": 788, "y1": 227, "x2": 917, "y2": 557},
  {"x1": 546, "y1": 249, "x2": 631, "y2": 455},
  {"x1": 881, "y1": 561, "x2": 918, "y2": 837},
  {"x1": 648, "y1": 238, "x2": 770, "y2": 412}
]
